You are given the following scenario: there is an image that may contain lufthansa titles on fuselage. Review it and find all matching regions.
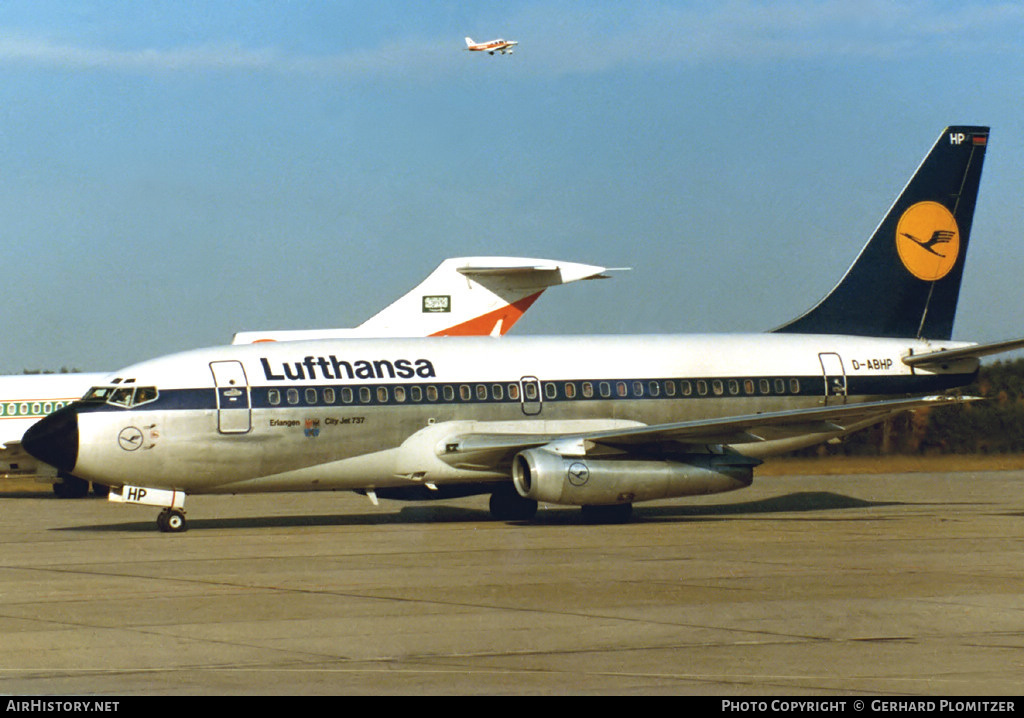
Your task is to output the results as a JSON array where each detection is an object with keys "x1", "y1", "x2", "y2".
[{"x1": 260, "y1": 355, "x2": 437, "y2": 382}]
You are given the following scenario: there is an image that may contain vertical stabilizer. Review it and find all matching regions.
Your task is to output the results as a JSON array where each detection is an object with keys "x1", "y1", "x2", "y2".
[{"x1": 773, "y1": 126, "x2": 988, "y2": 340}]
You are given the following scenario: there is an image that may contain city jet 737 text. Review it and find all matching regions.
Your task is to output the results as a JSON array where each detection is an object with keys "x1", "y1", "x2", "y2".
[
  {"x1": 24, "y1": 125, "x2": 1024, "y2": 532},
  {"x1": 465, "y1": 37, "x2": 517, "y2": 54}
]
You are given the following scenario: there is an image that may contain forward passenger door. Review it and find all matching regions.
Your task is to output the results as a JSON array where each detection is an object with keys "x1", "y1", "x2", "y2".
[{"x1": 210, "y1": 361, "x2": 252, "y2": 434}]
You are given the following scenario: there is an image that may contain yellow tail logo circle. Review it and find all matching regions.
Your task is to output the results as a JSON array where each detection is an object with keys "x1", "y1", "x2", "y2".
[{"x1": 895, "y1": 201, "x2": 960, "y2": 281}]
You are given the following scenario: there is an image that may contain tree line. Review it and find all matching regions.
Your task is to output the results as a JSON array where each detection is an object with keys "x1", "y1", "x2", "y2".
[{"x1": 825, "y1": 358, "x2": 1024, "y2": 456}]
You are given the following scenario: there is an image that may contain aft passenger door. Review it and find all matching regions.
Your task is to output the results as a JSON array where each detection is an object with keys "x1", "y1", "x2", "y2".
[
  {"x1": 818, "y1": 352, "x2": 848, "y2": 405},
  {"x1": 210, "y1": 360, "x2": 252, "y2": 434}
]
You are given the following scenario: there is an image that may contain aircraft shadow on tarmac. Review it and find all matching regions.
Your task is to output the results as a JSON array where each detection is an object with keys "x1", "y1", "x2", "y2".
[{"x1": 50, "y1": 491, "x2": 908, "y2": 533}]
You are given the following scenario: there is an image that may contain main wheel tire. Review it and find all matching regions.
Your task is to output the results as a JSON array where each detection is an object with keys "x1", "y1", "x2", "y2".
[
  {"x1": 489, "y1": 486, "x2": 538, "y2": 521},
  {"x1": 52, "y1": 475, "x2": 89, "y2": 499}
]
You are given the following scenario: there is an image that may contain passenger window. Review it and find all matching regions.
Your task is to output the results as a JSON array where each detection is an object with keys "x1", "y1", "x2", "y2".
[
  {"x1": 616, "y1": 382, "x2": 627, "y2": 398},
  {"x1": 377, "y1": 387, "x2": 388, "y2": 403},
  {"x1": 268, "y1": 389, "x2": 281, "y2": 406},
  {"x1": 476, "y1": 384, "x2": 488, "y2": 401},
  {"x1": 460, "y1": 385, "x2": 472, "y2": 401},
  {"x1": 287, "y1": 389, "x2": 299, "y2": 405},
  {"x1": 305, "y1": 388, "x2": 317, "y2": 405},
  {"x1": 507, "y1": 383, "x2": 520, "y2": 400},
  {"x1": 410, "y1": 386, "x2": 423, "y2": 402},
  {"x1": 491, "y1": 384, "x2": 504, "y2": 400},
  {"x1": 681, "y1": 381, "x2": 693, "y2": 397},
  {"x1": 341, "y1": 387, "x2": 354, "y2": 404},
  {"x1": 663, "y1": 381, "x2": 676, "y2": 397},
  {"x1": 544, "y1": 383, "x2": 557, "y2": 400},
  {"x1": 775, "y1": 379, "x2": 786, "y2": 394},
  {"x1": 599, "y1": 382, "x2": 611, "y2": 398},
  {"x1": 359, "y1": 387, "x2": 371, "y2": 403},
  {"x1": 759, "y1": 379, "x2": 770, "y2": 394},
  {"x1": 394, "y1": 386, "x2": 406, "y2": 403},
  {"x1": 427, "y1": 385, "x2": 439, "y2": 402},
  {"x1": 744, "y1": 379, "x2": 755, "y2": 395},
  {"x1": 443, "y1": 386, "x2": 455, "y2": 402},
  {"x1": 790, "y1": 378, "x2": 801, "y2": 394},
  {"x1": 323, "y1": 388, "x2": 335, "y2": 404},
  {"x1": 728, "y1": 380, "x2": 739, "y2": 396},
  {"x1": 564, "y1": 382, "x2": 576, "y2": 399},
  {"x1": 582, "y1": 382, "x2": 593, "y2": 398},
  {"x1": 632, "y1": 381, "x2": 643, "y2": 397},
  {"x1": 697, "y1": 380, "x2": 708, "y2": 396}
]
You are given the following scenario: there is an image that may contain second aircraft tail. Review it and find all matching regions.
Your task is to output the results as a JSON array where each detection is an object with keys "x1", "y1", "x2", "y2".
[{"x1": 773, "y1": 125, "x2": 989, "y2": 340}]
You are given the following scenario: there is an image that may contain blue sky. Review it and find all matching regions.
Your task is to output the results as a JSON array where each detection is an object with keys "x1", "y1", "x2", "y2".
[{"x1": 2, "y1": 1, "x2": 1023, "y2": 371}]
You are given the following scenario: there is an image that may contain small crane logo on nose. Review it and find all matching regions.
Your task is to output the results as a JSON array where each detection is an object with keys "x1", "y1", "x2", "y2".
[{"x1": 118, "y1": 427, "x2": 144, "y2": 451}]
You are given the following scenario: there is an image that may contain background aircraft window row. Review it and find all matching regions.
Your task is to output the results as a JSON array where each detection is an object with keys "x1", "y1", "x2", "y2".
[
  {"x1": 263, "y1": 377, "x2": 806, "y2": 407},
  {"x1": 1, "y1": 399, "x2": 73, "y2": 417}
]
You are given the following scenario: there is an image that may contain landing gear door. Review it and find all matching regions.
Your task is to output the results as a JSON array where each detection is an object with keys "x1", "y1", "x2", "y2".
[
  {"x1": 818, "y1": 352, "x2": 848, "y2": 405},
  {"x1": 519, "y1": 376, "x2": 542, "y2": 416},
  {"x1": 210, "y1": 360, "x2": 252, "y2": 434}
]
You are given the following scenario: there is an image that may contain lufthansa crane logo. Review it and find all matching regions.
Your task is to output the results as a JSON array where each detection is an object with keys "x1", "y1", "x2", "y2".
[
  {"x1": 118, "y1": 427, "x2": 144, "y2": 451},
  {"x1": 895, "y1": 201, "x2": 960, "y2": 281},
  {"x1": 567, "y1": 461, "x2": 590, "y2": 486}
]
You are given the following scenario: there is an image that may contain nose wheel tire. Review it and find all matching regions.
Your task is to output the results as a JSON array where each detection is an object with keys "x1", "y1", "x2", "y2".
[{"x1": 157, "y1": 508, "x2": 188, "y2": 533}]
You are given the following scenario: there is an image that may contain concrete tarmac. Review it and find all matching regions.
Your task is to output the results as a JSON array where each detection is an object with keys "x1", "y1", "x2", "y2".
[{"x1": 0, "y1": 471, "x2": 1022, "y2": 695}]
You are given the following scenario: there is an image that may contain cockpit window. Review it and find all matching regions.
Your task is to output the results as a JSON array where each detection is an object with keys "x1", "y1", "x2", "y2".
[
  {"x1": 108, "y1": 387, "x2": 135, "y2": 407},
  {"x1": 134, "y1": 386, "x2": 158, "y2": 405},
  {"x1": 83, "y1": 387, "x2": 115, "y2": 402},
  {"x1": 83, "y1": 386, "x2": 159, "y2": 408}
]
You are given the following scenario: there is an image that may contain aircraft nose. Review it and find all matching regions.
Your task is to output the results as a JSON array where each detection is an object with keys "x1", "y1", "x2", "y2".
[{"x1": 22, "y1": 404, "x2": 80, "y2": 474}]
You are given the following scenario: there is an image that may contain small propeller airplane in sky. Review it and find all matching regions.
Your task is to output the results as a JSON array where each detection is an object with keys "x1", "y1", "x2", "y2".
[{"x1": 465, "y1": 37, "x2": 517, "y2": 55}]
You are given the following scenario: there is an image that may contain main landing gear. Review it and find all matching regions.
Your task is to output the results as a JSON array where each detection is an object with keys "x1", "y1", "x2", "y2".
[
  {"x1": 157, "y1": 508, "x2": 188, "y2": 533},
  {"x1": 489, "y1": 484, "x2": 538, "y2": 521}
]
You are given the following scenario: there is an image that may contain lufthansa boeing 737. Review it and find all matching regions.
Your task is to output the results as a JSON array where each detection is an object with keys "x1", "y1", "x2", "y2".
[
  {"x1": 4, "y1": 256, "x2": 615, "y2": 496},
  {"x1": 24, "y1": 126, "x2": 1020, "y2": 532}
]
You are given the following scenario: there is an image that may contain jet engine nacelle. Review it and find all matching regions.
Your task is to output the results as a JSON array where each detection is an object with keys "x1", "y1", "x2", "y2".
[{"x1": 511, "y1": 449, "x2": 756, "y2": 506}]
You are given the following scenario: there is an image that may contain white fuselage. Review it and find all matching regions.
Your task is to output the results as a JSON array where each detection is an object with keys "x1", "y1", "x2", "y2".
[{"x1": 62, "y1": 333, "x2": 975, "y2": 495}]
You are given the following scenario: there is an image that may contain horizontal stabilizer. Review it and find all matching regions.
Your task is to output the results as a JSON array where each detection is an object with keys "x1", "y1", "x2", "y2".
[
  {"x1": 903, "y1": 336, "x2": 1024, "y2": 368},
  {"x1": 455, "y1": 261, "x2": 627, "y2": 284}
]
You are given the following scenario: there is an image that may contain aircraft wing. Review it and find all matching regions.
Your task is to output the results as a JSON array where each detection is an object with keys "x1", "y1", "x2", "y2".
[
  {"x1": 903, "y1": 336, "x2": 1024, "y2": 368},
  {"x1": 442, "y1": 395, "x2": 973, "y2": 466},
  {"x1": 0, "y1": 440, "x2": 37, "y2": 476}
]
